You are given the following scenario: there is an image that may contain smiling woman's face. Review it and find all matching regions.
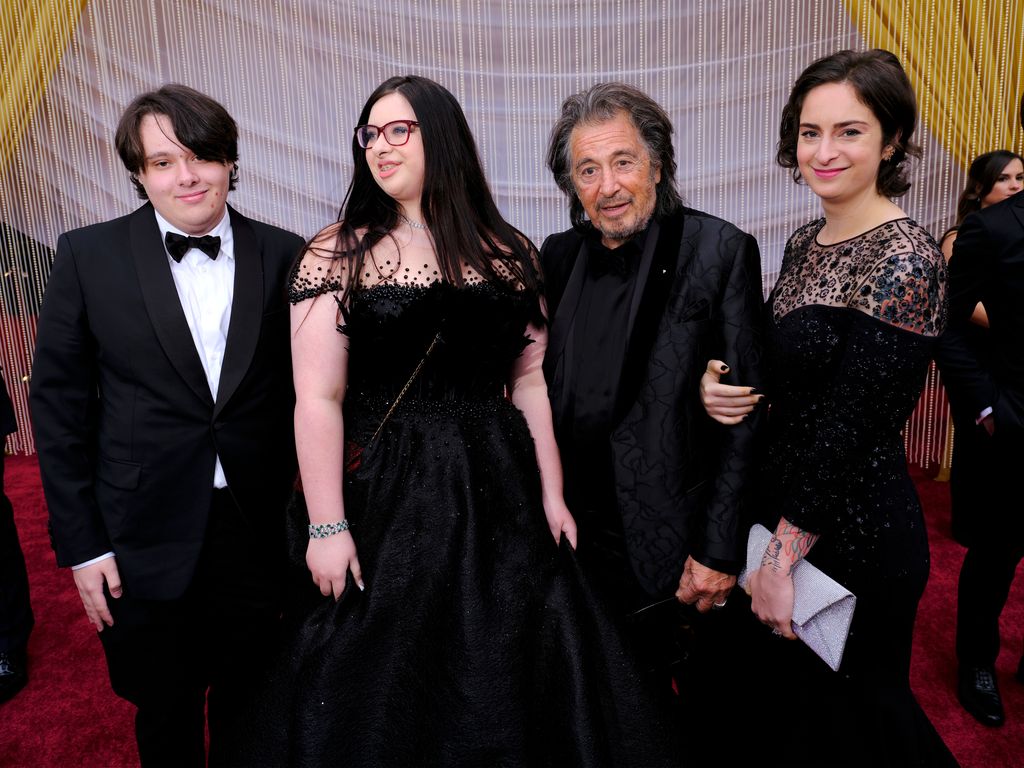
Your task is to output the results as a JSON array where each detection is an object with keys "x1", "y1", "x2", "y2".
[{"x1": 796, "y1": 81, "x2": 887, "y2": 207}]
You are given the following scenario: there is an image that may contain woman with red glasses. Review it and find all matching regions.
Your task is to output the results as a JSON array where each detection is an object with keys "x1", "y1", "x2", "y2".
[{"x1": 232, "y1": 75, "x2": 679, "y2": 767}]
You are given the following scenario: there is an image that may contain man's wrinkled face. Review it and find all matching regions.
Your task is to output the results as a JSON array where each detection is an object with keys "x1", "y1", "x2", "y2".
[{"x1": 569, "y1": 112, "x2": 660, "y2": 249}]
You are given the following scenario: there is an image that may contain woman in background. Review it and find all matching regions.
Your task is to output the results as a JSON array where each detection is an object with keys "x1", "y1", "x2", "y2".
[
  {"x1": 701, "y1": 50, "x2": 958, "y2": 766},
  {"x1": 938, "y1": 150, "x2": 1023, "y2": 326}
]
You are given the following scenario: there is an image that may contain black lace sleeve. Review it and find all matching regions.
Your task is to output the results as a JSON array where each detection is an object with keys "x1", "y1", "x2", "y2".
[{"x1": 848, "y1": 220, "x2": 947, "y2": 337}]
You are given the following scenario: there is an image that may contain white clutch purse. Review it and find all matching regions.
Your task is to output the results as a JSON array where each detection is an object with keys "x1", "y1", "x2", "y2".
[{"x1": 738, "y1": 523, "x2": 856, "y2": 672}]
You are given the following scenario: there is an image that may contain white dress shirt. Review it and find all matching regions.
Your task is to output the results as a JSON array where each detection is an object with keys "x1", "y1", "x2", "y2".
[{"x1": 73, "y1": 209, "x2": 235, "y2": 571}]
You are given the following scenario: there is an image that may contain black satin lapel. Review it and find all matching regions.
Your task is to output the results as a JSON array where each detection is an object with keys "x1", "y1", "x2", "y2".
[
  {"x1": 215, "y1": 208, "x2": 263, "y2": 417},
  {"x1": 613, "y1": 214, "x2": 685, "y2": 422},
  {"x1": 547, "y1": 239, "x2": 589, "y2": 362},
  {"x1": 130, "y1": 205, "x2": 213, "y2": 407},
  {"x1": 625, "y1": 218, "x2": 660, "y2": 340},
  {"x1": 1011, "y1": 191, "x2": 1024, "y2": 230}
]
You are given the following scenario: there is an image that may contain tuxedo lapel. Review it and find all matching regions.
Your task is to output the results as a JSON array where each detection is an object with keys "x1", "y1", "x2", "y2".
[
  {"x1": 547, "y1": 237, "x2": 588, "y2": 362},
  {"x1": 1011, "y1": 191, "x2": 1024, "y2": 232},
  {"x1": 624, "y1": 218, "x2": 660, "y2": 340},
  {"x1": 613, "y1": 212, "x2": 685, "y2": 422},
  {"x1": 215, "y1": 207, "x2": 264, "y2": 418},
  {"x1": 130, "y1": 204, "x2": 213, "y2": 408}
]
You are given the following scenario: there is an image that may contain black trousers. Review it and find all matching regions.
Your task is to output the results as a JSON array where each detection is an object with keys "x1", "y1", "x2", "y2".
[
  {"x1": 0, "y1": 449, "x2": 33, "y2": 654},
  {"x1": 956, "y1": 540, "x2": 1024, "y2": 667},
  {"x1": 573, "y1": 501, "x2": 747, "y2": 765},
  {"x1": 98, "y1": 488, "x2": 285, "y2": 768}
]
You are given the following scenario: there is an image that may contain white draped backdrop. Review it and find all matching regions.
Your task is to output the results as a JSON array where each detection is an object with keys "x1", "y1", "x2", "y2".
[{"x1": 2, "y1": 0, "x2": 1020, "y2": 458}]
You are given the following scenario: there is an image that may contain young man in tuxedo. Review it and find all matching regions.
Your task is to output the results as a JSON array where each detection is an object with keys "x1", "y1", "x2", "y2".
[
  {"x1": 939, "y1": 94, "x2": 1024, "y2": 727},
  {"x1": 30, "y1": 84, "x2": 302, "y2": 766}
]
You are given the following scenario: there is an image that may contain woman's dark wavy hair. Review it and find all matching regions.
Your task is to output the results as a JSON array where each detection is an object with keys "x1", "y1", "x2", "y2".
[
  {"x1": 776, "y1": 49, "x2": 920, "y2": 198},
  {"x1": 546, "y1": 82, "x2": 683, "y2": 230},
  {"x1": 322, "y1": 75, "x2": 537, "y2": 305},
  {"x1": 953, "y1": 150, "x2": 1023, "y2": 225},
  {"x1": 115, "y1": 83, "x2": 239, "y2": 200}
]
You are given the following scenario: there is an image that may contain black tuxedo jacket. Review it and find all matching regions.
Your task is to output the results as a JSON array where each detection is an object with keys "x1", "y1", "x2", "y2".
[
  {"x1": 31, "y1": 203, "x2": 302, "y2": 599},
  {"x1": 542, "y1": 208, "x2": 765, "y2": 595},
  {"x1": 940, "y1": 191, "x2": 1024, "y2": 435},
  {"x1": 938, "y1": 190, "x2": 1024, "y2": 542}
]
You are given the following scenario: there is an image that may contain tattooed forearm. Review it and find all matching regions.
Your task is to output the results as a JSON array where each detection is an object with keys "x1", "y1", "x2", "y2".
[
  {"x1": 761, "y1": 537, "x2": 784, "y2": 573},
  {"x1": 760, "y1": 518, "x2": 819, "y2": 575}
]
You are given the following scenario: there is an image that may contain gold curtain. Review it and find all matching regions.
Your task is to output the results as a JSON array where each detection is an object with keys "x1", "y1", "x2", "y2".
[
  {"x1": 0, "y1": 0, "x2": 88, "y2": 174},
  {"x1": 845, "y1": 0, "x2": 1024, "y2": 170},
  {"x1": 1, "y1": 0, "x2": 87, "y2": 452}
]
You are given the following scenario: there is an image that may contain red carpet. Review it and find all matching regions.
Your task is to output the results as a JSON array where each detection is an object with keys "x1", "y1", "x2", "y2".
[{"x1": 0, "y1": 456, "x2": 1021, "y2": 767}]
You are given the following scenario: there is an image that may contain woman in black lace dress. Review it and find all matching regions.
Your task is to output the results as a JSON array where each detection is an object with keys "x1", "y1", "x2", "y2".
[
  {"x1": 701, "y1": 51, "x2": 958, "y2": 766},
  {"x1": 238, "y1": 76, "x2": 679, "y2": 767}
]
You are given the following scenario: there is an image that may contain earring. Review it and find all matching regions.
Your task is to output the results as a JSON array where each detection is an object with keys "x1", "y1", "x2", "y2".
[{"x1": 881, "y1": 146, "x2": 895, "y2": 161}]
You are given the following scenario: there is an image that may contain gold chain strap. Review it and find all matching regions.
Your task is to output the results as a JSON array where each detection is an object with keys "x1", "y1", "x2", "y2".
[{"x1": 370, "y1": 331, "x2": 444, "y2": 443}]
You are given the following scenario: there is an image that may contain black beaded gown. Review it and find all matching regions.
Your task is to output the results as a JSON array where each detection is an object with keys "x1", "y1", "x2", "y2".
[
  {"x1": 236, "y1": 260, "x2": 681, "y2": 767},
  {"x1": 752, "y1": 218, "x2": 958, "y2": 766}
]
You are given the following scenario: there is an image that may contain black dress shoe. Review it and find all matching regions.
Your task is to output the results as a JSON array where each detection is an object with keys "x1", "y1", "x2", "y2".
[
  {"x1": 958, "y1": 665, "x2": 1005, "y2": 727},
  {"x1": 0, "y1": 650, "x2": 28, "y2": 704}
]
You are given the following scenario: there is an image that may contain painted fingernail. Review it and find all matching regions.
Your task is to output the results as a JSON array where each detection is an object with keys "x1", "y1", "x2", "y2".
[
  {"x1": 749, "y1": 388, "x2": 761, "y2": 395},
  {"x1": 720, "y1": 364, "x2": 730, "y2": 372},
  {"x1": 357, "y1": 581, "x2": 366, "y2": 592}
]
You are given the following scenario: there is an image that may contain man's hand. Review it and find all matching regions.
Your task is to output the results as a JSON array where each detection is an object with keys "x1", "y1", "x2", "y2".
[
  {"x1": 675, "y1": 556, "x2": 735, "y2": 612},
  {"x1": 700, "y1": 359, "x2": 762, "y2": 425},
  {"x1": 72, "y1": 558, "x2": 123, "y2": 631}
]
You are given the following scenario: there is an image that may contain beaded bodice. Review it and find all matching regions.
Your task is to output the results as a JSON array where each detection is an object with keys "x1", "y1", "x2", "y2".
[
  {"x1": 288, "y1": 249, "x2": 543, "y2": 403},
  {"x1": 760, "y1": 216, "x2": 948, "y2": 541}
]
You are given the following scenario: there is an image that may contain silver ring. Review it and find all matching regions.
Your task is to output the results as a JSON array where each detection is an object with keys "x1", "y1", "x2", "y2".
[
  {"x1": 712, "y1": 600, "x2": 727, "y2": 609},
  {"x1": 771, "y1": 628, "x2": 782, "y2": 636}
]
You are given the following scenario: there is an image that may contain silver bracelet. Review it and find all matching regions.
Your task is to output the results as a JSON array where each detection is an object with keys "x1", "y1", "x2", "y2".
[{"x1": 308, "y1": 519, "x2": 351, "y2": 539}]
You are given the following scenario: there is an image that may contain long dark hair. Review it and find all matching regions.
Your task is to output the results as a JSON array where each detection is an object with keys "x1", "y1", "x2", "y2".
[
  {"x1": 776, "y1": 49, "x2": 920, "y2": 198},
  {"x1": 319, "y1": 75, "x2": 537, "y2": 305},
  {"x1": 954, "y1": 150, "x2": 1023, "y2": 225}
]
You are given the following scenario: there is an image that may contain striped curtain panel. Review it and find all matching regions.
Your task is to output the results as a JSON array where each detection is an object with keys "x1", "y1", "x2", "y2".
[{"x1": 2, "y1": 0, "x2": 1021, "y2": 464}]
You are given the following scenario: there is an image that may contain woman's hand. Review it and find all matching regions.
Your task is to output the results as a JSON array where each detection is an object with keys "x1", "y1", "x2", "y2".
[
  {"x1": 700, "y1": 359, "x2": 762, "y2": 425},
  {"x1": 748, "y1": 565, "x2": 797, "y2": 639},
  {"x1": 307, "y1": 532, "x2": 364, "y2": 600},
  {"x1": 543, "y1": 497, "x2": 578, "y2": 549}
]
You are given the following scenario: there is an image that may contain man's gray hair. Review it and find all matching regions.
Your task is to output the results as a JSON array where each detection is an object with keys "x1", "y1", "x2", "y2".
[{"x1": 546, "y1": 82, "x2": 683, "y2": 230}]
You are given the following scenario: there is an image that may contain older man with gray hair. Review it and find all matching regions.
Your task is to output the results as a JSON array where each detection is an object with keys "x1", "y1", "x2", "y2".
[{"x1": 541, "y1": 82, "x2": 764, "y2": 731}]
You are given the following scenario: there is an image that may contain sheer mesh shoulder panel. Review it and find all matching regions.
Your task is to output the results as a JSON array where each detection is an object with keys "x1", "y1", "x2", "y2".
[
  {"x1": 771, "y1": 218, "x2": 947, "y2": 337},
  {"x1": 287, "y1": 226, "x2": 349, "y2": 304},
  {"x1": 849, "y1": 220, "x2": 947, "y2": 336}
]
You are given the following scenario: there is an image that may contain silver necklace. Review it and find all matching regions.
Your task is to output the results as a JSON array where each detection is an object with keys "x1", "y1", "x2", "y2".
[{"x1": 400, "y1": 213, "x2": 428, "y2": 230}]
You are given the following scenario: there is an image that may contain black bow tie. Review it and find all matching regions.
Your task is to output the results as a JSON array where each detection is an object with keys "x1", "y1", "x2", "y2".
[
  {"x1": 589, "y1": 248, "x2": 633, "y2": 278},
  {"x1": 165, "y1": 232, "x2": 221, "y2": 262}
]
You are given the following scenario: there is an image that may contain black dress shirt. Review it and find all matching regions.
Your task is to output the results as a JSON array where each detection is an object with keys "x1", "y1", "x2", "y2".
[{"x1": 550, "y1": 224, "x2": 649, "y2": 516}]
